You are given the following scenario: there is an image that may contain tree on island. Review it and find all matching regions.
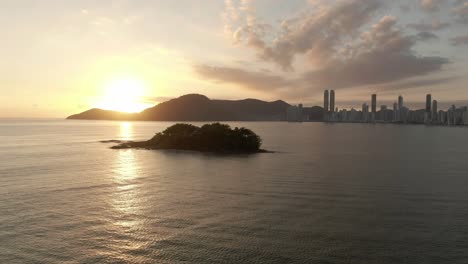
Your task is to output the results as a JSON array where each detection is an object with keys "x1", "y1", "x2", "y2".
[{"x1": 111, "y1": 123, "x2": 265, "y2": 153}]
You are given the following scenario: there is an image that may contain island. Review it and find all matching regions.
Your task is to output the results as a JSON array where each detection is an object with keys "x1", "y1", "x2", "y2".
[{"x1": 110, "y1": 123, "x2": 269, "y2": 154}]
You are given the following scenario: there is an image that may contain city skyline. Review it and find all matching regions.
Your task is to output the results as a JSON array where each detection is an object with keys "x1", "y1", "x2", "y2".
[
  {"x1": 319, "y1": 89, "x2": 468, "y2": 125},
  {"x1": 2, "y1": 0, "x2": 468, "y2": 118},
  {"x1": 319, "y1": 90, "x2": 467, "y2": 113}
]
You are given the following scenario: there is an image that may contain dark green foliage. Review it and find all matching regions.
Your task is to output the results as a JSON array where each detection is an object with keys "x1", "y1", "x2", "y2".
[
  {"x1": 149, "y1": 123, "x2": 199, "y2": 149},
  {"x1": 126, "y1": 123, "x2": 262, "y2": 153}
]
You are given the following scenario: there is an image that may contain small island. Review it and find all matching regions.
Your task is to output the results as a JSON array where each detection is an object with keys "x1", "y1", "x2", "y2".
[{"x1": 110, "y1": 123, "x2": 269, "y2": 154}]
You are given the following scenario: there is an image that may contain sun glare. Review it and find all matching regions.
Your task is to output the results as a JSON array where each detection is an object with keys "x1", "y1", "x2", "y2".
[{"x1": 96, "y1": 76, "x2": 152, "y2": 113}]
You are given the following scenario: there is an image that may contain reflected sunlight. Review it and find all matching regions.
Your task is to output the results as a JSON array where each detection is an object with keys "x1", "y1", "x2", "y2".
[
  {"x1": 119, "y1": 122, "x2": 133, "y2": 141},
  {"x1": 115, "y1": 149, "x2": 138, "y2": 182},
  {"x1": 112, "y1": 122, "x2": 139, "y2": 219},
  {"x1": 112, "y1": 149, "x2": 141, "y2": 228}
]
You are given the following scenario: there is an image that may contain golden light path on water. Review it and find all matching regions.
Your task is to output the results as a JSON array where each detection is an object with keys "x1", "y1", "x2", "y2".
[
  {"x1": 111, "y1": 121, "x2": 144, "y2": 254},
  {"x1": 108, "y1": 122, "x2": 185, "y2": 260},
  {"x1": 113, "y1": 149, "x2": 140, "y2": 228},
  {"x1": 119, "y1": 122, "x2": 133, "y2": 141}
]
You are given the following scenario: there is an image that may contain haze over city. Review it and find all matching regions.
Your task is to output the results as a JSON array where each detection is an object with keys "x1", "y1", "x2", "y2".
[{"x1": 2, "y1": 0, "x2": 468, "y2": 117}]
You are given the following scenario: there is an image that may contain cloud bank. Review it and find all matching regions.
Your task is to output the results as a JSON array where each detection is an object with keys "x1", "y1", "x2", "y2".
[
  {"x1": 407, "y1": 19, "x2": 450, "y2": 31},
  {"x1": 450, "y1": 34, "x2": 468, "y2": 45},
  {"x1": 196, "y1": 0, "x2": 455, "y2": 98}
]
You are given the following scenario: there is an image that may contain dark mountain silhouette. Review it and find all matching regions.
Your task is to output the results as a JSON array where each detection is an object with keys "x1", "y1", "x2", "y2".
[
  {"x1": 67, "y1": 94, "x2": 298, "y2": 121},
  {"x1": 303, "y1": 106, "x2": 325, "y2": 121},
  {"x1": 66, "y1": 108, "x2": 138, "y2": 120}
]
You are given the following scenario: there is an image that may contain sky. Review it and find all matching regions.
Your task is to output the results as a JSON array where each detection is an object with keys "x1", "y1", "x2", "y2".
[{"x1": 1, "y1": 0, "x2": 468, "y2": 117}]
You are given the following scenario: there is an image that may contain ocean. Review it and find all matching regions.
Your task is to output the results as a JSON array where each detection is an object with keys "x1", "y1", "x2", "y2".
[{"x1": 1, "y1": 119, "x2": 468, "y2": 263}]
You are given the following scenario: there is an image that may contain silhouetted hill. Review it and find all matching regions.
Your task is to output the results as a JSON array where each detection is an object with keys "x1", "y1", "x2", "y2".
[
  {"x1": 67, "y1": 94, "x2": 292, "y2": 121},
  {"x1": 66, "y1": 108, "x2": 137, "y2": 121},
  {"x1": 303, "y1": 106, "x2": 324, "y2": 121},
  {"x1": 139, "y1": 94, "x2": 236, "y2": 121},
  {"x1": 212, "y1": 98, "x2": 290, "y2": 121}
]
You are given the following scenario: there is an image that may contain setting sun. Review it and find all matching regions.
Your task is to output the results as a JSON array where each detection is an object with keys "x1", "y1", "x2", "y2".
[{"x1": 96, "y1": 76, "x2": 152, "y2": 113}]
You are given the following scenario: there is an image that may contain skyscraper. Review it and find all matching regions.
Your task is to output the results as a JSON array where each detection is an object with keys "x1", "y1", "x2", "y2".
[
  {"x1": 324, "y1": 90, "x2": 329, "y2": 112},
  {"x1": 432, "y1": 100, "x2": 438, "y2": 123},
  {"x1": 398, "y1": 95, "x2": 403, "y2": 110},
  {"x1": 323, "y1": 90, "x2": 330, "y2": 121},
  {"x1": 380, "y1": 105, "x2": 387, "y2": 121},
  {"x1": 371, "y1": 94, "x2": 377, "y2": 122},
  {"x1": 362, "y1": 103, "x2": 369, "y2": 122},
  {"x1": 371, "y1": 94, "x2": 377, "y2": 114},
  {"x1": 330, "y1": 90, "x2": 335, "y2": 113},
  {"x1": 393, "y1": 102, "x2": 398, "y2": 122},
  {"x1": 425, "y1": 94, "x2": 432, "y2": 122},
  {"x1": 426, "y1": 94, "x2": 432, "y2": 113}
]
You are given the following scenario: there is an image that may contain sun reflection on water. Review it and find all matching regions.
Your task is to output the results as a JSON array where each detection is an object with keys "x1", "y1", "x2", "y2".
[
  {"x1": 119, "y1": 122, "x2": 133, "y2": 140},
  {"x1": 108, "y1": 147, "x2": 148, "y2": 256},
  {"x1": 109, "y1": 121, "x2": 149, "y2": 254},
  {"x1": 112, "y1": 148, "x2": 141, "y2": 225},
  {"x1": 115, "y1": 149, "x2": 138, "y2": 182}
]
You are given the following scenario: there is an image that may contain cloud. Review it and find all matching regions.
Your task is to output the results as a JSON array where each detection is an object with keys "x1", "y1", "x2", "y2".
[
  {"x1": 193, "y1": 64, "x2": 293, "y2": 91},
  {"x1": 407, "y1": 20, "x2": 450, "y2": 31},
  {"x1": 205, "y1": 14, "x2": 450, "y2": 95},
  {"x1": 226, "y1": 0, "x2": 382, "y2": 70},
  {"x1": 416, "y1": 31, "x2": 439, "y2": 41},
  {"x1": 400, "y1": 4, "x2": 411, "y2": 12},
  {"x1": 419, "y1": 0, "x2": 440, "y2": 12},
  {"x1": 453, "y1": 1, "x2": 468, "y2": 23},
  {"x1": 299, "y1": 16, "x2": 449, "y2": 89},
  {"x1": 450, "y1": 34, "x2": 468, "y2": 45},
  {"x1": 380, "y1": 76, "x2": 459, "y2": 91},
  {"x1": 300, "y1": 54, "x2": 449, "y2": 91},
  {"x1": 216, "y1": 0, "x2": 451, "y2": 97}
]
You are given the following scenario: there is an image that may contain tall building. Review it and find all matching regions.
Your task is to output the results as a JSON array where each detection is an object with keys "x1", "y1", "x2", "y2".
[
  {"x1": 349, "y1": 108, "x2": 358, "y2": 122},
  {"x1": 371, "y1": 94, "x2": 377, "y2": 113},
  {"x1": 286, "y1": 104, "x2": 303, "y2": 122},
  {"x1": 380, "y1": 105, "x2": 387, "y2": 121},
  {"x1": 362, "y1": 103, "x2": 369, "y2": 122},
  {"x1": 330, "y1": 90, "x2": 335, "y2": 113},
  {"x1": 426, "y1": 94, "x2": 432, "y2": 114},
  {"x1": 448, "y1": 105, "x2": 456, "y2": 126},
  {"x1": 463, "y1": 107, "x2": 468, "y2": 126},
  {"x1": 323, "y1": 90, "x2": 329, "y2": 121},
  {"x1": 324, "y1": 90, "x2": 329, "y2": 110},
  {"x1": 439, "y1": 110, "x2": 446, "y2": 125},
  {"x1": 398, "y1": 95, "x2": 404, "y2": 110},
  {"x1": 432, "y1": 100, "x2": 438, "y2": 123},
  {"x1": 393, "y1": 102, "x2": 398, "y2": 122},
  {"x1": 298, "y1": 104, "x2": 303, "y2": 122},
  {"x1": 371, "y1": 94, "x2": 377, "y2": 122},
  {"x1": 425, "y1": 94, "x2": 432, "y2": 122},
  {"x1": 400, "y1": 106, "x2": 409, "y2": 123}
]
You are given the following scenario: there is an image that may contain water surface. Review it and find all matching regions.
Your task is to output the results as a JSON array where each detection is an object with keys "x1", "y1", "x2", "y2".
[{"x1": 1, "y1": 120, "x2": 468, "y2": 263}]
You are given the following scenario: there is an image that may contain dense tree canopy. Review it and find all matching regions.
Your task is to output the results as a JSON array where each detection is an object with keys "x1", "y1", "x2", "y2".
[{"x1": 113, "y1": 123, "x2": 264, "y2": 153}]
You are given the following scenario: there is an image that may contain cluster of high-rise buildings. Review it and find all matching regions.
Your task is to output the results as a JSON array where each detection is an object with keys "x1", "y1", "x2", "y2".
[
  {"x1": 286, "y1": 103, "x2": 304, "y2": 122},
  {"x1": 322, "y1": 90, "x2": 468, "y2": 126},
  {"x1": 287, "y1": 90, "x2": 468, "y2": 125}
]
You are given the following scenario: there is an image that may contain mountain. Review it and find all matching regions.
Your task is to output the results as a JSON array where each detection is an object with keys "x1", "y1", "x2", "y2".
[
  {"x1": 67, "y1": 94, "x2": 293, "y2": 121},
  {"x1": 66, "y1": 108, "x2": 138, "y2": 120},
  {"x1": 303, "y1": 106, "x2": 324, "y2": 121}
]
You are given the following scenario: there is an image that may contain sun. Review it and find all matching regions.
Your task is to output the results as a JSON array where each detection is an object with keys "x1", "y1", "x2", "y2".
[{"x1": 96, "y1": 76, "x2": 152, "y2": 113}]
